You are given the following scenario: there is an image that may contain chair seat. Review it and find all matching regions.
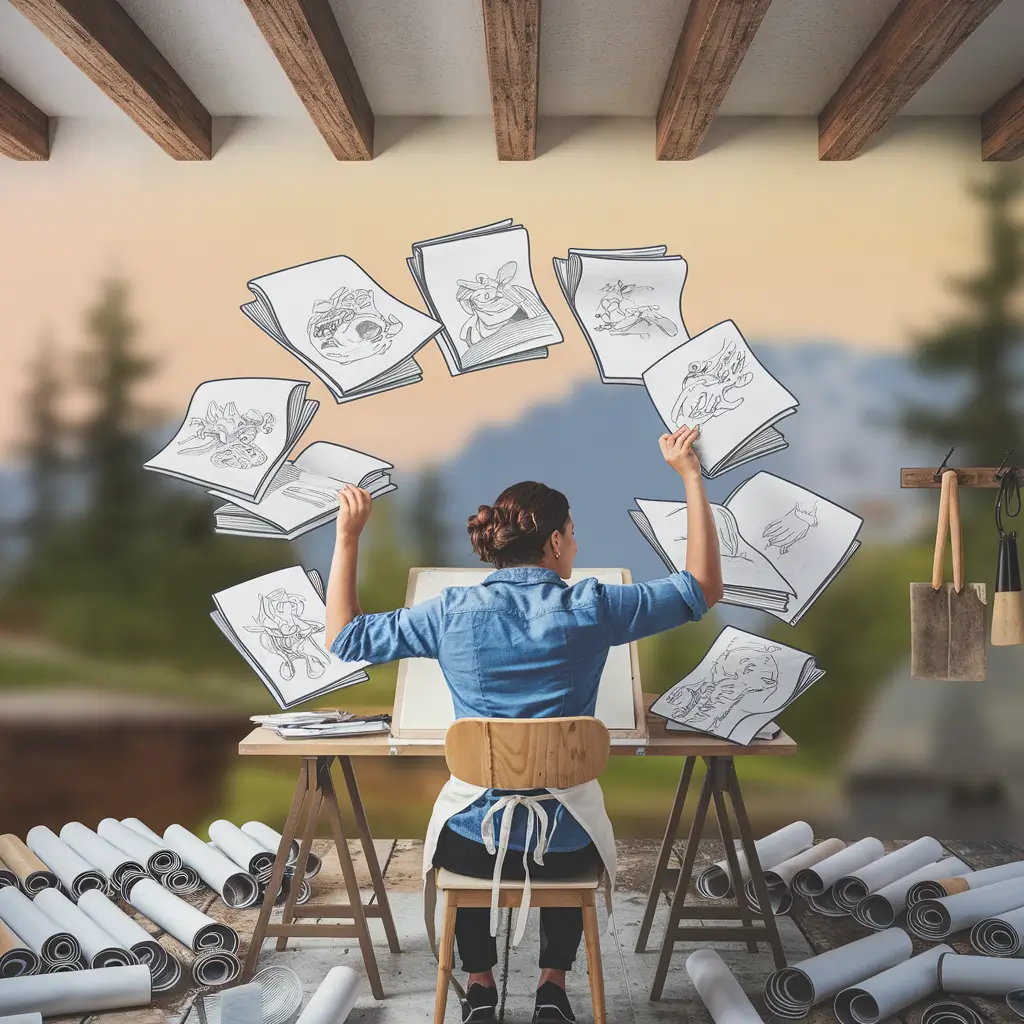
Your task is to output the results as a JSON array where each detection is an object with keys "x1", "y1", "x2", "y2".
[{"x1": 436, "y1": 866, "x2": 602, "y2": 891}]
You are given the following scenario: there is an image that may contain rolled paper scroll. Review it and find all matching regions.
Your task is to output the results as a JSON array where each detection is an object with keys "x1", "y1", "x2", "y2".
[
  {"x1": 745, "y1": 839, "x2": 846, "y2": 915},
  {"x1": 0, "y1": 886, "x2": 81, "y2": 970},
  {"x1": 0, "y1": 857, "x2": 19, "y2": 892},
  {"x1": 0, "y1": 920, "x2": 40, "y2": 978},
  {"x1": 126, "y1": 877, "x2": 237, "y2": 953},
  {"x1": 907, "y1": 877, "x2": 1024, "y2": 941},
  {"x1": 971, "y1": 904, "x2": 1024, "y2": 957},
  {"x1": 59, "y1": 822, "x2": 146, "y2": 899},
  {"x1": 33, "y1": 888, "x2": 136, "y2": 969},
  {"x1": 833, "y1": 944, "x2": 951, "y2": 1024},
  {"x1": 0, "y1": 835, "x2": 57, "y2": 895},
  {"x1": 832, "y1": 837, "x2": 944, "y2": 913},
  {"x1": 696, "y1": 822, "x2": 813, "y2": 899},
  {"x1": 208, "y1": 821, "x2": 275, "y2": 878},
  {"x1": 241, "y1": 821, "x2": 322, "y2": 879},
  {"x1": 763, "y1": 929, "x2": 913, "y2": 1019},
  {"x1": 97, "y1": 818, "x2": 181, "y2": 879},
  {"x1": 908, "y1": 861, "x2": 1024, "y2": 906},
  {"x1": 296, "y1": 966, "x2": 362, "y2": 1024},
  {"x1": 190, "y1": 948, "x2": 242, "y2": 988},
  {"x1": 0, "y1": 964, "x2": 152, "y2": 1015},
  {"x1": 687, "y1": 949, "x2": 764, "y2": 1024},
  {"x1": 854, "y1": 856, "x2": 969, "y2": 930},
  {"x1": 25, "y1": 826, "x2": 105, "y2": 899},
  {"x1": 162, "y1": 825, "x2": 258, "y2": 909},
  {"x1": 792, "y1": 838, "x2": 885, "y2": 897},
  {"x1": 922, "y1": 1002, "x2": 983, "y2": 1024},
  {"x1": 939, "y1": 953, "x2": 1024, "y2": 996}
]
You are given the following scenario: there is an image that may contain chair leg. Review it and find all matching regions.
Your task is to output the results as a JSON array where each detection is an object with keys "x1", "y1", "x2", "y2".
[
  {"x1": 582, "y1": 899, "x2": 607, "y2": 1024},
  {"x1": 435, "y1": 890, "x2": 457, "y2": 1024}
]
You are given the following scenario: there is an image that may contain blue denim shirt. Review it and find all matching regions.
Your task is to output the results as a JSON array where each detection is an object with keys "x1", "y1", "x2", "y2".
[{"x1": 331, "y1": 567, "x2": 707, "y2": 852}]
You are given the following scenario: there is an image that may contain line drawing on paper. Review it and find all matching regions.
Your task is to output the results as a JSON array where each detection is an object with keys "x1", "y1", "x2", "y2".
[
  {"x1": 762, "y1": 501, "x2": 820, "y2": 555},
  {"x1": 244, "y1": 589, "x2": 329, "y2": 682},
  {"x1": 670, "y1": 336, "x2": 755, "y2": 428},
  {"x1": 306, "y1": 286, "x2": 403, "y2": 365},
  {"x1": 663, "y1": 637, "x2": 783, "y2": 731},
  {"x1": 673, "y1": 505, "x2": 758, "y2": 567},
  {"x1": 280, "y1": 485, "x2": 334, "y2": 508},
  {"x1": 177, "y1": 401, "x2": 276, "y2": 469},
  {"x1": 456, "y1": 261, "x2": 543, "y2": 346},
  {"x1": 593, "y1": 280, "x2": 679, "y2": 340}
]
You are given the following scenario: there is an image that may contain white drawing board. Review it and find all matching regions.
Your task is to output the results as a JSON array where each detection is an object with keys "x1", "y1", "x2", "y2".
[{"x1": 391, "y1": 567, "x2": 646, "y2": 743}]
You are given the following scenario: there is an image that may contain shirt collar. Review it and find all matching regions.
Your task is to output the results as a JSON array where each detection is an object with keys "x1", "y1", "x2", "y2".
[{"x1": 481, "y1": 566, "x2": 567, "y2": 587}]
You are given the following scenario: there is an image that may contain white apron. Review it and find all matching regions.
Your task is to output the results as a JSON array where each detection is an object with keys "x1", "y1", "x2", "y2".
[{"x1": 422, "y1": 775, "x2": 616, "y2": 992}]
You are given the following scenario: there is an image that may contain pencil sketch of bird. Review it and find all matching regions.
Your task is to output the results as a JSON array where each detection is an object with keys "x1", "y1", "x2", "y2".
[{"x1": 762, "y1": 502, "x2": 818, "y2": 555}]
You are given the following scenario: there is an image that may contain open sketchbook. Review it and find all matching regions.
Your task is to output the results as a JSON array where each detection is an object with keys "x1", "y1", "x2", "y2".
[
  {"x1": 242, "y1": 255, "x2": 443, "y2": 403},
  {"x1": 651, "y1": 627, "x2": 824, "y2": 745},
  {"x1": 211, "y1": 566, "x2": 369, "y2": 709},
  {"x1": 642, "y1": 320, "x2": 797, "y2": 477},
  {"x1": 553, "y1": 246, "x2": 688, "y2": 384},
  {"x1": 630, "y1": 473, "x2": 863, "y2": 625},
  {"x1": 144, "y1": 378, "x2": 318, "y2": 503},
  {"x1": 665, "y1": 719, "x2": 780, "y2": 741},
  {"x1": 208, "y1": 441, "x2": 395, "y2": 540},
  {"x1": 408, "y1": 219, "x2": 563, "y2": 375}
]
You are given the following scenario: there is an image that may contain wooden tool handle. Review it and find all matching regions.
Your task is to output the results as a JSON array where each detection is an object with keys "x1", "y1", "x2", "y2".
[
  {"x1": 932, "y1": 471, "x2": 953, "y2": 589},
  {"x1": 948, "y1": 472, "x2": 964, "y2": 593}
]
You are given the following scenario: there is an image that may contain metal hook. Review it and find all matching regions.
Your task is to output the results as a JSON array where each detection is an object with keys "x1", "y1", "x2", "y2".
[
  {"x1": 995, "y1": 447, "x2": 1016, "y2": 481},
  {"x1": 933, "y1": 446, "x2": 956, "y2": 482}
]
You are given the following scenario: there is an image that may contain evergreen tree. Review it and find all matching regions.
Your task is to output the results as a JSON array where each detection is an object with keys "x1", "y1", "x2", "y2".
[
  {"x1": 19, "y1": 334, "x2": 64, "y2": 546},
  {"x1": 409, "y1": 468, "x2": 447, "y2": 566}
]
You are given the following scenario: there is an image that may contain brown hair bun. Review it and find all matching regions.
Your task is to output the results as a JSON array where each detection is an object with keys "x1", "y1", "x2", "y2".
[{"x1": 466, "y1": 482, "x2": 570, "y2": 568}]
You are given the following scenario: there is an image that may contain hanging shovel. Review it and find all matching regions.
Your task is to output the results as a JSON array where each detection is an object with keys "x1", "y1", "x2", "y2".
[{"x1": 911, "y1": 469, "x2": 987, "y2": 680}]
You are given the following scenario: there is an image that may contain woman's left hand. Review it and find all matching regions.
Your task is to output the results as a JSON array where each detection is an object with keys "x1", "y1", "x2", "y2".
[{"x1": 336, "y1": 484, "x2": 372, "y2": 540}]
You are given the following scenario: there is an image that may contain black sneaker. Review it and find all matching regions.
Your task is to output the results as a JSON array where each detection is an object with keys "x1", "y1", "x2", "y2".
[
  {"x1": 534, "y1": 982, "x2": 576, "y2": 1022},
  {"x1": 462, "y1": 982, "x2": 498, "y2": 1023}
]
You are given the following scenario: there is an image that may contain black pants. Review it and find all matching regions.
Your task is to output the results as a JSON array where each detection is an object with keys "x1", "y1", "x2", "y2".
[{"x1": 433, "y1": 825, "x2": 601, "y2": 973}]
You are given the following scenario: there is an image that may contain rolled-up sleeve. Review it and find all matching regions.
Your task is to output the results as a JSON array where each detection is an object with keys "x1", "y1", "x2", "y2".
[
  {"x1": 595, "y1": 571, "x2": 707, "y2": 646},
  {"x1": 330, "y1": 597, "x2": 443, "y2": 665}
]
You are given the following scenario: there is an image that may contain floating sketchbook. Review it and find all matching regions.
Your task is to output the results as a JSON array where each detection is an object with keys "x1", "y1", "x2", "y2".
[
  {"x1": 211, "y1": 566, "x2": 369, "y2": 709},
  {"x1": 643, "y1": 320, "x2": 797, "y2": 477},
  {"x1": 391, "y1": 568, "x2": 646, "y2": 743},
  {"x1": 144, "y1": 378, "x2": 318, "y2": 503},
  {"x1": 242, "y1": 255, "x2": 442, "y2": 403},
  {"x1": 630, "y1": 473, "x2": 863, "y2": 625},
  {"x1": 407, "y1": 219, "x2": 563, "y2": 375},
  {"x1": 208, "y1": 441, "x2": 395, "y2": 540},
  {"x1": 553, "y1": 246, "x2": 689, "y2": 384},
  {"x1": 651, "y1": 626, "x2": 824, "y2": 745}
]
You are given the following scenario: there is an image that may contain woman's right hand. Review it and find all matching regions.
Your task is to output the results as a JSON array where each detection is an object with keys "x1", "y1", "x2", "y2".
[
  {"x1": 660, "y1": 424, "x2": 702, "y2": 480},
  {"x1": 336, "y1": 484, "x2": 372, "y2": 541}
]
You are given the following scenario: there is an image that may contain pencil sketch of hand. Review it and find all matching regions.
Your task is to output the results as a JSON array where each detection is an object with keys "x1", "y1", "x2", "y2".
[
  {"x1": 670, "y1": 337, "x2": 754, "y2": 427},
  {"x1": 762, "y1": 502, "x2": 819, "y2": 555},
  {"x1": 178, "y1": 401, "x2": 275, "y2": 469},
  {"x1": 307, "y1": 286, "x2": 402, "y2": 365},
  {"x1": 245, "y1": 589, "x2": 328, "y2": 681}
]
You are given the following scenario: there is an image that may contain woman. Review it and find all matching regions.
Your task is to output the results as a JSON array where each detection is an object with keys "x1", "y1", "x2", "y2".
[{"x1": 326, "y1": 424, "x2": 722, "y2": 1024}]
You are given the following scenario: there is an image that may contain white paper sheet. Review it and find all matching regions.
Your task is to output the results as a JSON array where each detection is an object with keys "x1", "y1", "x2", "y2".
[
  {"x1": 832, "y1": 837, "x2": 944, "y2": 912},
  {"x1": 163, "y1": 825, "x2": 259, "y2": 909},
  {"x1": 939, "y1": 953, "x2": 1024, "y2": 995},
  {"x1": 25, "y1": 825, "x2": 106, "y2": 899},
  {"x1": 745, "y1": 839, "x2": 846, "y2": 915},
  {"x1": 127, "y1": 878, "x2": 237, "y2": 953},
  {"x1": 199, "y1": 966, "x2": 303, "y2": 1024},
  {"x1": 792, "y1": 838, "x2": 885, "y2": 896},
  {"x1": 395, "y1": 569, "x2": 638, "y2": 734},
  {"x1": 296, "y1": 966, "x2": 361, "y2": 1023},
  {"x1": 763, "y1": 928, "x2": 912, "y2": 1018},
  {"x1": 854, "y1": 856, "x2": 968, "y2": 930},
  {"x1": 0, "y1": 886, "x2": 80, "y2": 968},
  {"x1": 695, "y1": 821, "x2": 813, "y2": 898},
  {"x1": 0, "y1": 1014, "x2": 43, "y2": 1024},
  {"x1": 0, "y1": 964, "x2": 152, "y2": 1014},
  {"x1": 970, "y1": 903, "x2": 1024, "y2": 956},
  {"x1": 687, "y1": 949, "x2": 764, "y2": 1024},
  {"x1": 834, "y1": 944, "x2": 950, "y2": 1024},
  {"x1": 34, "y1": 888, "x2": 135, "y2": 969},
  {"x1": 208, "y1": 821, "x2": 275, "y2": 877},
  {"x1": 907, "y1": 877, "x2": 1024, "y2": 940},
  {"x1": 98, "y1": 817, "x2": 179, "y2": 877}
]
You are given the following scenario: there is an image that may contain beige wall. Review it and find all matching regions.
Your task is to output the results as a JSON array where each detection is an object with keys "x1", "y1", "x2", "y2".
[{"x1": 0, "y1": 114, "x2": 993, "y2": 467}]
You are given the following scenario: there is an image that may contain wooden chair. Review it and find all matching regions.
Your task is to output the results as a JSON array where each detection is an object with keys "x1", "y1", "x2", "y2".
[{"x1": 433, "y1": 716, "x2": 611, "y2": 1024}]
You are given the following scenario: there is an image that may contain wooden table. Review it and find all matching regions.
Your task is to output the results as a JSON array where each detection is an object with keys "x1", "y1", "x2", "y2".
[{"x1": 237, "y1": 695, "x2": 797, "y2": 999}]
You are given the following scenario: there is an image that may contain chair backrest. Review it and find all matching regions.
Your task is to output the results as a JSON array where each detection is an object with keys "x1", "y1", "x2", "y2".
[{"x1": 444, "y1": 717, "x2": 610, "y2": 790}]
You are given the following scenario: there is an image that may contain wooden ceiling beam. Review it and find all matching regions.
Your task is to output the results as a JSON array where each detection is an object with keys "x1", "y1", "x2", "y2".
[
  {"x1": 818, "y1": 0, "x2": 1004, "y2": 161},
  {"x1": 656, "y1": 0, "x2": 772, "y2": 161},
  {"x1": 481, "y1": 0, "x2": 540, "y2": 161},
  {"x1": 241, "y1": 0, "x2": 373, "y2": 160},
  {"x1": 7, "y1": 0, "x2": 211, "y2": 160},
  {"x1": 0, "y1": 78, "x2": 49, "y2": 160},
  {"x1": 982, "y1": 77, "x2": 1024, "y2": 161}
]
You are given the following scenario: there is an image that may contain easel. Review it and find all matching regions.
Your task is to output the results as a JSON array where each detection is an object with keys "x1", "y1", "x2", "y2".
[
  {"x1": 636, "y1": 755, "x2": 787, "y2": 1000},
  {"x1": 240, "y1": 755, "x2": 400, "y2": 998}
]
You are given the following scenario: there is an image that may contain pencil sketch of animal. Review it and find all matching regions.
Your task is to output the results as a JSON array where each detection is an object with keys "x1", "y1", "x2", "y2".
[
  {"x1": 670, "y1": 336, "x2": 755, "y2": 428},
  {"x1": 673, "y1": 505, "x2": 756, "y2": 566},
  {"x1": 178, "y1": 401, "x2": 275, "y2": 470},
  {"x1": 456, "y1": 261, "x2": 544, "y2": 346},
  {"x1": 306, "y1": 287, "x2": 402, "y2": 364},
  {"x1": 245, "y1": 588, "x2": 329, "y2": 682},
  {"x1": 593, "y1": 280, "x2": 678, "y2": 340},
  {"x1": 762, "y1": 501, "x2": 819, "y2": 555},
  {"x1": 664, "y1": 639, "x2": 783, "y2": 732}
]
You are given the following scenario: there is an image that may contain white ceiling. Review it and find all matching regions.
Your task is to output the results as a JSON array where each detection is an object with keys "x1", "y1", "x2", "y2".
[{"x1": 0, "y1": 0, "x2": 1022, "y2": 121}]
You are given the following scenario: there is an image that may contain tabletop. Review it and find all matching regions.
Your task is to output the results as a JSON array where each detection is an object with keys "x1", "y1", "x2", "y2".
[{"x1": 238, "y1": 695, "x2": 797, "y2": 758}]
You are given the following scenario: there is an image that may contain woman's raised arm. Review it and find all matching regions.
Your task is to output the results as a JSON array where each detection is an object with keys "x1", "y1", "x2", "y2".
[{"x1": 325, "y1": 484, "x2": 372, "y2": 643}]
